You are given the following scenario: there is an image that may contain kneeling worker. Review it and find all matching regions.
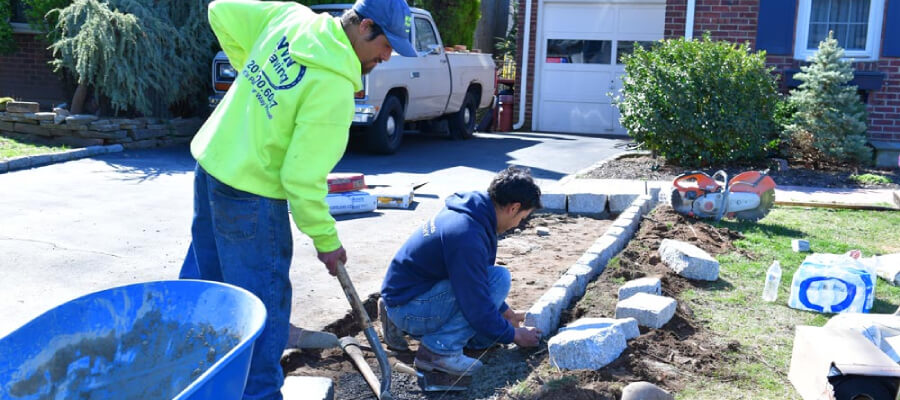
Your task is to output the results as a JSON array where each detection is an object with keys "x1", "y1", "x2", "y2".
[{"x1": 379, "y1": 166, "x2": 543, "y2": 376}]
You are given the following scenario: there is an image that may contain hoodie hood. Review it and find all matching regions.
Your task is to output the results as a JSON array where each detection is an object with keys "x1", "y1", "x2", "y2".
[
  {"x1": 445, "y1": 191, "x2": 497, "y2": 237},
  {"x1": 286, "y1": 11, "x2": 363, "y2": 91}
]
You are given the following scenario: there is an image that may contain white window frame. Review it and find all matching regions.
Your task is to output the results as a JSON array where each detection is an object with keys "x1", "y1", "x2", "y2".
[{"x1": 795, "y1": 0, "x2": 885, "y2": 61}]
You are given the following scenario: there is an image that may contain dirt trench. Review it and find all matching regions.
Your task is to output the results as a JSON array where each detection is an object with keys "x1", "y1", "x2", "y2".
[{"x1": 281, "y1": 208, "x2": 746, "y2": 399}]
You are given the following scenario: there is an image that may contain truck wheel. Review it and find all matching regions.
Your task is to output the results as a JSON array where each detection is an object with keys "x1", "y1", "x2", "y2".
[
  {"x1": 448, "y1": 92, "x2": 477, "y2": 140},
  {"x1": 367, "y1": 95, "x2": 404, "y2": 154}
]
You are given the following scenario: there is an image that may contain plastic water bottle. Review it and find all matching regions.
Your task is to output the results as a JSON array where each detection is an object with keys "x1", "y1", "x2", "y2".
[{"x1": 762, "y1": 261, "x2": 782, "y2": 302}]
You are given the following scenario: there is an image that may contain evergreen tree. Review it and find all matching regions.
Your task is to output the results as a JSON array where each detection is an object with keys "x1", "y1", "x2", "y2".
[
  {"x1": 49, "y1": 0, "x2": 215, "y2": 117},
  {"x1": 786, "y1": 32, "x2": 871, "y2": 165}
]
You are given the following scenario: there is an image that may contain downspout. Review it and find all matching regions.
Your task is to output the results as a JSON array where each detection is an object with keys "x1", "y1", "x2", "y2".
[
  {"x1": 513, "y1": 0, "x2": 533, "y2": 130},
  {"x1": 685, "y1": 0, "x2": 696, "y2": 40}
]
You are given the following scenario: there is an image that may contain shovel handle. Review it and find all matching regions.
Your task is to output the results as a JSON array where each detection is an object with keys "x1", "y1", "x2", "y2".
[
  {"x1": 334, "y1": 262, "x2": 393, "y2": 399},
  {"x1": 334, "y1": 261, "x2": 373, "y2": 330}
]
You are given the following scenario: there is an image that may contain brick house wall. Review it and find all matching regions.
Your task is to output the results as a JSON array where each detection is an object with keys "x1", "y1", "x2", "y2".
[
  {"x1": 0, "y1": 33, "x2": 68, "y2": 109},
  {"x1": 515, "y1": 0, "x2": 899, "y2": 143}
]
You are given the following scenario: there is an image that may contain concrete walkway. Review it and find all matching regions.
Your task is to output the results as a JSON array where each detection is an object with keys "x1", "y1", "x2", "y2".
[{"x1": 559, "y1": 179, "x2": 900, "y2": 210}]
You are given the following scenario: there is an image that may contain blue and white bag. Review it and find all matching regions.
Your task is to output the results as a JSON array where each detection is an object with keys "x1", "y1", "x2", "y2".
[{"x1": 788, "y1": 253, "x2": 875, "y2": 314}]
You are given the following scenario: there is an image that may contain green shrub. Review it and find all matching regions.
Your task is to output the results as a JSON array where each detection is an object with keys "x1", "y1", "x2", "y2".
[
  {"x1": 786, "y1": 32, "x2": 871, "y2": 166},
  {"x1": 850, "y1": 174, "x2": 891, "y2": 185},
  {"x1": 0, "y1": 0, "x2": 73, "y2": 55},
  {"x1": 0, "y1": 2, "x2": 17, "y2": 54},
  {"x1": 616, "y1": 34, "x2": 779, "y2": 167}
]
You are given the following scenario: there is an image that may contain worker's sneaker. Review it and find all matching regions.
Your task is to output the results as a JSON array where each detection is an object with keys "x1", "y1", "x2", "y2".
[
  {"x1": 378, "y1": 298, "x2": 409, "y2": 351},
  {"x1": 414, "y1": 345, "x2": 483, "y2": 376}
]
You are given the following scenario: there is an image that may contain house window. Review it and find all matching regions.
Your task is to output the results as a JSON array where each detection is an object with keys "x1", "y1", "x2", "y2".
[
  {"x1": 10, "y1": 0, "x2": 28, "y2": 23},
  {"x1": 615, "y1": 41, "x2": 656, "y2": 64},
  {"x1": 546, "y1": 39, "x2": 611, "y2": 64},
  {"x1": 795, "y1": 0, "x2": 885, "y2": 60}
]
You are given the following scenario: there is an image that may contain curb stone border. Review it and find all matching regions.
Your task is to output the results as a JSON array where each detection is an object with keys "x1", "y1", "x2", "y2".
[
  {"x1": 0, "y1": 144, "x2": 124, "y2": 174},
  {"x1": 525, "y1": 193, "x2": 658, "y2": 338},
  {"x1": 541, "y1": 151, "x2": 659, "y2": 215}
]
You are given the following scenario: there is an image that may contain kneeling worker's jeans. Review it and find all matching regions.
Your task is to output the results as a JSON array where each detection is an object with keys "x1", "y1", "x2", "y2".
[
  {"x1": 180, "y1": 165, "x2": 292, "y2": 400},
  {"x1": 384, "y1": 266, "x2": 511, "y2": 355}
]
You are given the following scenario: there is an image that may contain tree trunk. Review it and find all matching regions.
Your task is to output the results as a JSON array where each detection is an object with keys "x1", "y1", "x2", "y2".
[{"x1": 70, "y1": 84, "x2": 88, "y2": 114}]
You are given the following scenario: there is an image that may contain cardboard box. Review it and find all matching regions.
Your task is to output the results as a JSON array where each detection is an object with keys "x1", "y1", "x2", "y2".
[
  {"x1": 327, "y1": 173, "x2": 366, "y2": 194},
  {"x1": 789, "y1": 325, "x2": 900, "y2": 400},
  {"x1": 325, "y1": 191, "x2": 376, "y2": 215},
  {"x1": 365, "y1": 186, "x2": 415, "y2": 209}
]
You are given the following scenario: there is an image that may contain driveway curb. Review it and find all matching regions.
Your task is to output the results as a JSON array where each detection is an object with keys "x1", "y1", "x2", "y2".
[{"x1": 0, "y1": 144, "x2": 124, "y2": 174}]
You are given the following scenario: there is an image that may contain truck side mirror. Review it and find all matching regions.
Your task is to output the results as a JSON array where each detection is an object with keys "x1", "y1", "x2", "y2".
[{"x1": 427, "y1": 44, "x2": 442, "y2": 55}]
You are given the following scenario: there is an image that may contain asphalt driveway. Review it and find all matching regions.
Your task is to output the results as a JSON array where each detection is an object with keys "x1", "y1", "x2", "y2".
[{"x1": 0, "y1": 132, "x2": 627, "y2": 336}]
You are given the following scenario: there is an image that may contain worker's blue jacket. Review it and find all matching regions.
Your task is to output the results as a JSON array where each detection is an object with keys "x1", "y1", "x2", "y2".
[{"x1": 381, "y1": 191, "x2": 515, "y2": 344}]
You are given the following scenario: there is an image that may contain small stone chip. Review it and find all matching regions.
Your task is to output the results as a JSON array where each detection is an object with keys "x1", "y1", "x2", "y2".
[{"x1": 536, "y1": 227, "x2": 550, "y2": 236}]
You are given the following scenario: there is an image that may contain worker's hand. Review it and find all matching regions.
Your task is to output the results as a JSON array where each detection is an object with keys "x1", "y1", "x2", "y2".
[
  {"x1": 317, "y1": 246, "x2": 347, "y2": 276},
  {"x1": 502, "y1": 308, "x2": 526, "y2": 327},
  {"x1": 513, "y1": 326, "x2": 541, "y2": 348}
]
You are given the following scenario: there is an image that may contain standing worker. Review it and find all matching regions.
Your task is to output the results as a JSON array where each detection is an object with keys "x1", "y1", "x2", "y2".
[
  {"x1": 180, "y1": 0, "x2": 417, "y2": 398},
  {"x1": 379, "y1": 167, "x2": 544, "y2": 376}
]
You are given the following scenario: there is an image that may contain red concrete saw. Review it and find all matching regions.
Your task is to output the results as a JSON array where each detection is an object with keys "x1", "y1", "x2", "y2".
[{"x1": 670, "y1": 170, "x2": 776, "y2": 221}]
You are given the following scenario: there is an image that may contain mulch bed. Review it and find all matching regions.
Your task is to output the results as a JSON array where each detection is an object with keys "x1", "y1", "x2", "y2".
[{"x1": 583, "y1": 154, "x2": 900, "y2": 189}]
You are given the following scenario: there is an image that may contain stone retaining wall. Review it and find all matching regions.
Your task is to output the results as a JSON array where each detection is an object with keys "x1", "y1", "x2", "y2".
[{"x1": 0, "y1": 106, "x2": 203, "y2": 150}]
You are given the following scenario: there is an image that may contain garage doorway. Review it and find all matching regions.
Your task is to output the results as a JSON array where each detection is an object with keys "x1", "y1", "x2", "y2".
[{"x1": 535, "y1": 0, "x2": 665, "y2": 135}]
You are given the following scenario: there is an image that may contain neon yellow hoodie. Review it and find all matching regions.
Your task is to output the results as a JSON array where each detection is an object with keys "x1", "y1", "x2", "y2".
[{"x1": 192, "y1": 0, "x2": 362, "y2": 253}]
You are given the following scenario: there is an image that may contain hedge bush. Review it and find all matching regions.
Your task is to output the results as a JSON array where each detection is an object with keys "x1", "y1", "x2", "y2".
[{"x1": 616, "y1": 34, "x2": 779, "y2": 167}]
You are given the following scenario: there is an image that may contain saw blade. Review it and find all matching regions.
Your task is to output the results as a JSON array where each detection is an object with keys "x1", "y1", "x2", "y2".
[{"x1": 732, "y1": 189, "x2": 775, "y2": 221}]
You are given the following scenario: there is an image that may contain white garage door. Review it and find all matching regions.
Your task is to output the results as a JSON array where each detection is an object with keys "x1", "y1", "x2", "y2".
[{"x1": 536, "y1": 1, "x2": 665, "y2": 135}]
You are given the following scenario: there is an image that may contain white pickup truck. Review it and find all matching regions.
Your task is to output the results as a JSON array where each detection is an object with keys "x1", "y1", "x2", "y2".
[{"x1": 209, "y1": 4, "x2": 496, "y2": 154}]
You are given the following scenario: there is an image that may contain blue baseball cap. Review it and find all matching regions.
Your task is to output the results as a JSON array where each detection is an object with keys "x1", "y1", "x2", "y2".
[{"x1": 352, "y1": 0, "x2": 418, "y2": 57}]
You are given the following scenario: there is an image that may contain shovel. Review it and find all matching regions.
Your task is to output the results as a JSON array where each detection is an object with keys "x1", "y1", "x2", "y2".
[{"x1": 334, "y1": 261, "x2": 394, "y2": 400}]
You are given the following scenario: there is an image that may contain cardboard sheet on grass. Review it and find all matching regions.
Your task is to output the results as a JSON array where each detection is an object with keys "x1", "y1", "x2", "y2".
[{"x1": 789, "y1": 326, "x2": 900, "y2": 400}]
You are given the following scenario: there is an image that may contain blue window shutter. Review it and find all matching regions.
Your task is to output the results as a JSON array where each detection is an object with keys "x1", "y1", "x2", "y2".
[
  {"x1": 885, "y1": 0, "x2": 900, "y2": 57},
  {"x1": 756, "y1": 0, "x2": 798, "y2": 55}
]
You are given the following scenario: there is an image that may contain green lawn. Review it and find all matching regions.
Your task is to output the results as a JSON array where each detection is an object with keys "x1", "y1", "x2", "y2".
[
  {"x1": 0, "y1": 136, "x2": 69, "y2": 160},
  {"x1": 678, "y1": 207, "x2": 900, "y2": 399}
]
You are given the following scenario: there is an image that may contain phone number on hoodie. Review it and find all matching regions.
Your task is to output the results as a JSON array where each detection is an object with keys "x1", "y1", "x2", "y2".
[{"x1": 242, "y1": 59, "x2": 279, "y2": 120}]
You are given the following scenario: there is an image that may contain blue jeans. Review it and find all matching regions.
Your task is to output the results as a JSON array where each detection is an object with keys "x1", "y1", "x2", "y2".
[
  {"x1": 384, "y1": 266, "x2": 511, "y2": 356},
  {"x1": 180, "y1": 165, "x2": 292, "y2": 400}
]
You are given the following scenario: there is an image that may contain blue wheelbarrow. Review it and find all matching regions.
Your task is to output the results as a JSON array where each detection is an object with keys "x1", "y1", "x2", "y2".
[{"x1": 0, "y1": 280, "x2": 266, "y2": 400}]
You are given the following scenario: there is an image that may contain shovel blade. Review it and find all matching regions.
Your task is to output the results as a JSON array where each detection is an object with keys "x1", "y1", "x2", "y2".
[{"x1": 421, "y1": 371, "x2": 471, "y2": 392}]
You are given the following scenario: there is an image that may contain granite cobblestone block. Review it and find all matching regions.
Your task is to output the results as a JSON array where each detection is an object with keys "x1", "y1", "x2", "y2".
[
  {"x1": 618, "y1": 277, "x2": 661, "y2": 300},
  {"x1": 615, "y1": 293, "x2": 677, "y2": 329}
]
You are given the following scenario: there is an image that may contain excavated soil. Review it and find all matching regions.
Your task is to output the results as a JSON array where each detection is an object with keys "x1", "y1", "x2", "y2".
[
  {"x1": 529, "y1": 206, "x2": 748, "y2": 399},
  {"x1": 584, "y1": 154, "x2": 900, "y2": 189},
  {"x1": 281, "y1": 208, "x2": 748, "y2": 399}
]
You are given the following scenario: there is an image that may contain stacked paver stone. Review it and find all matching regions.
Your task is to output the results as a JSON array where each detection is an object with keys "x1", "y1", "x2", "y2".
[{"x1": 0, "y1": 103, "x2": 202, "y2": 150}]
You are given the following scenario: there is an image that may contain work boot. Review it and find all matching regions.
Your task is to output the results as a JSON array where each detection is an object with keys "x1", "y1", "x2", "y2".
[
  {"x1": 378, "y1": 298, "x2": 409, "y2": 351},
  {"x1": 414, "y1": 345, "x2": 483, "y2": 376}
]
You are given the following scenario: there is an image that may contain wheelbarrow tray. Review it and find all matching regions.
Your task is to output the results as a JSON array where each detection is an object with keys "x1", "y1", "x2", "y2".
[{"x1": 0, "y1": 280, "x2": 266, "y2": 400}]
